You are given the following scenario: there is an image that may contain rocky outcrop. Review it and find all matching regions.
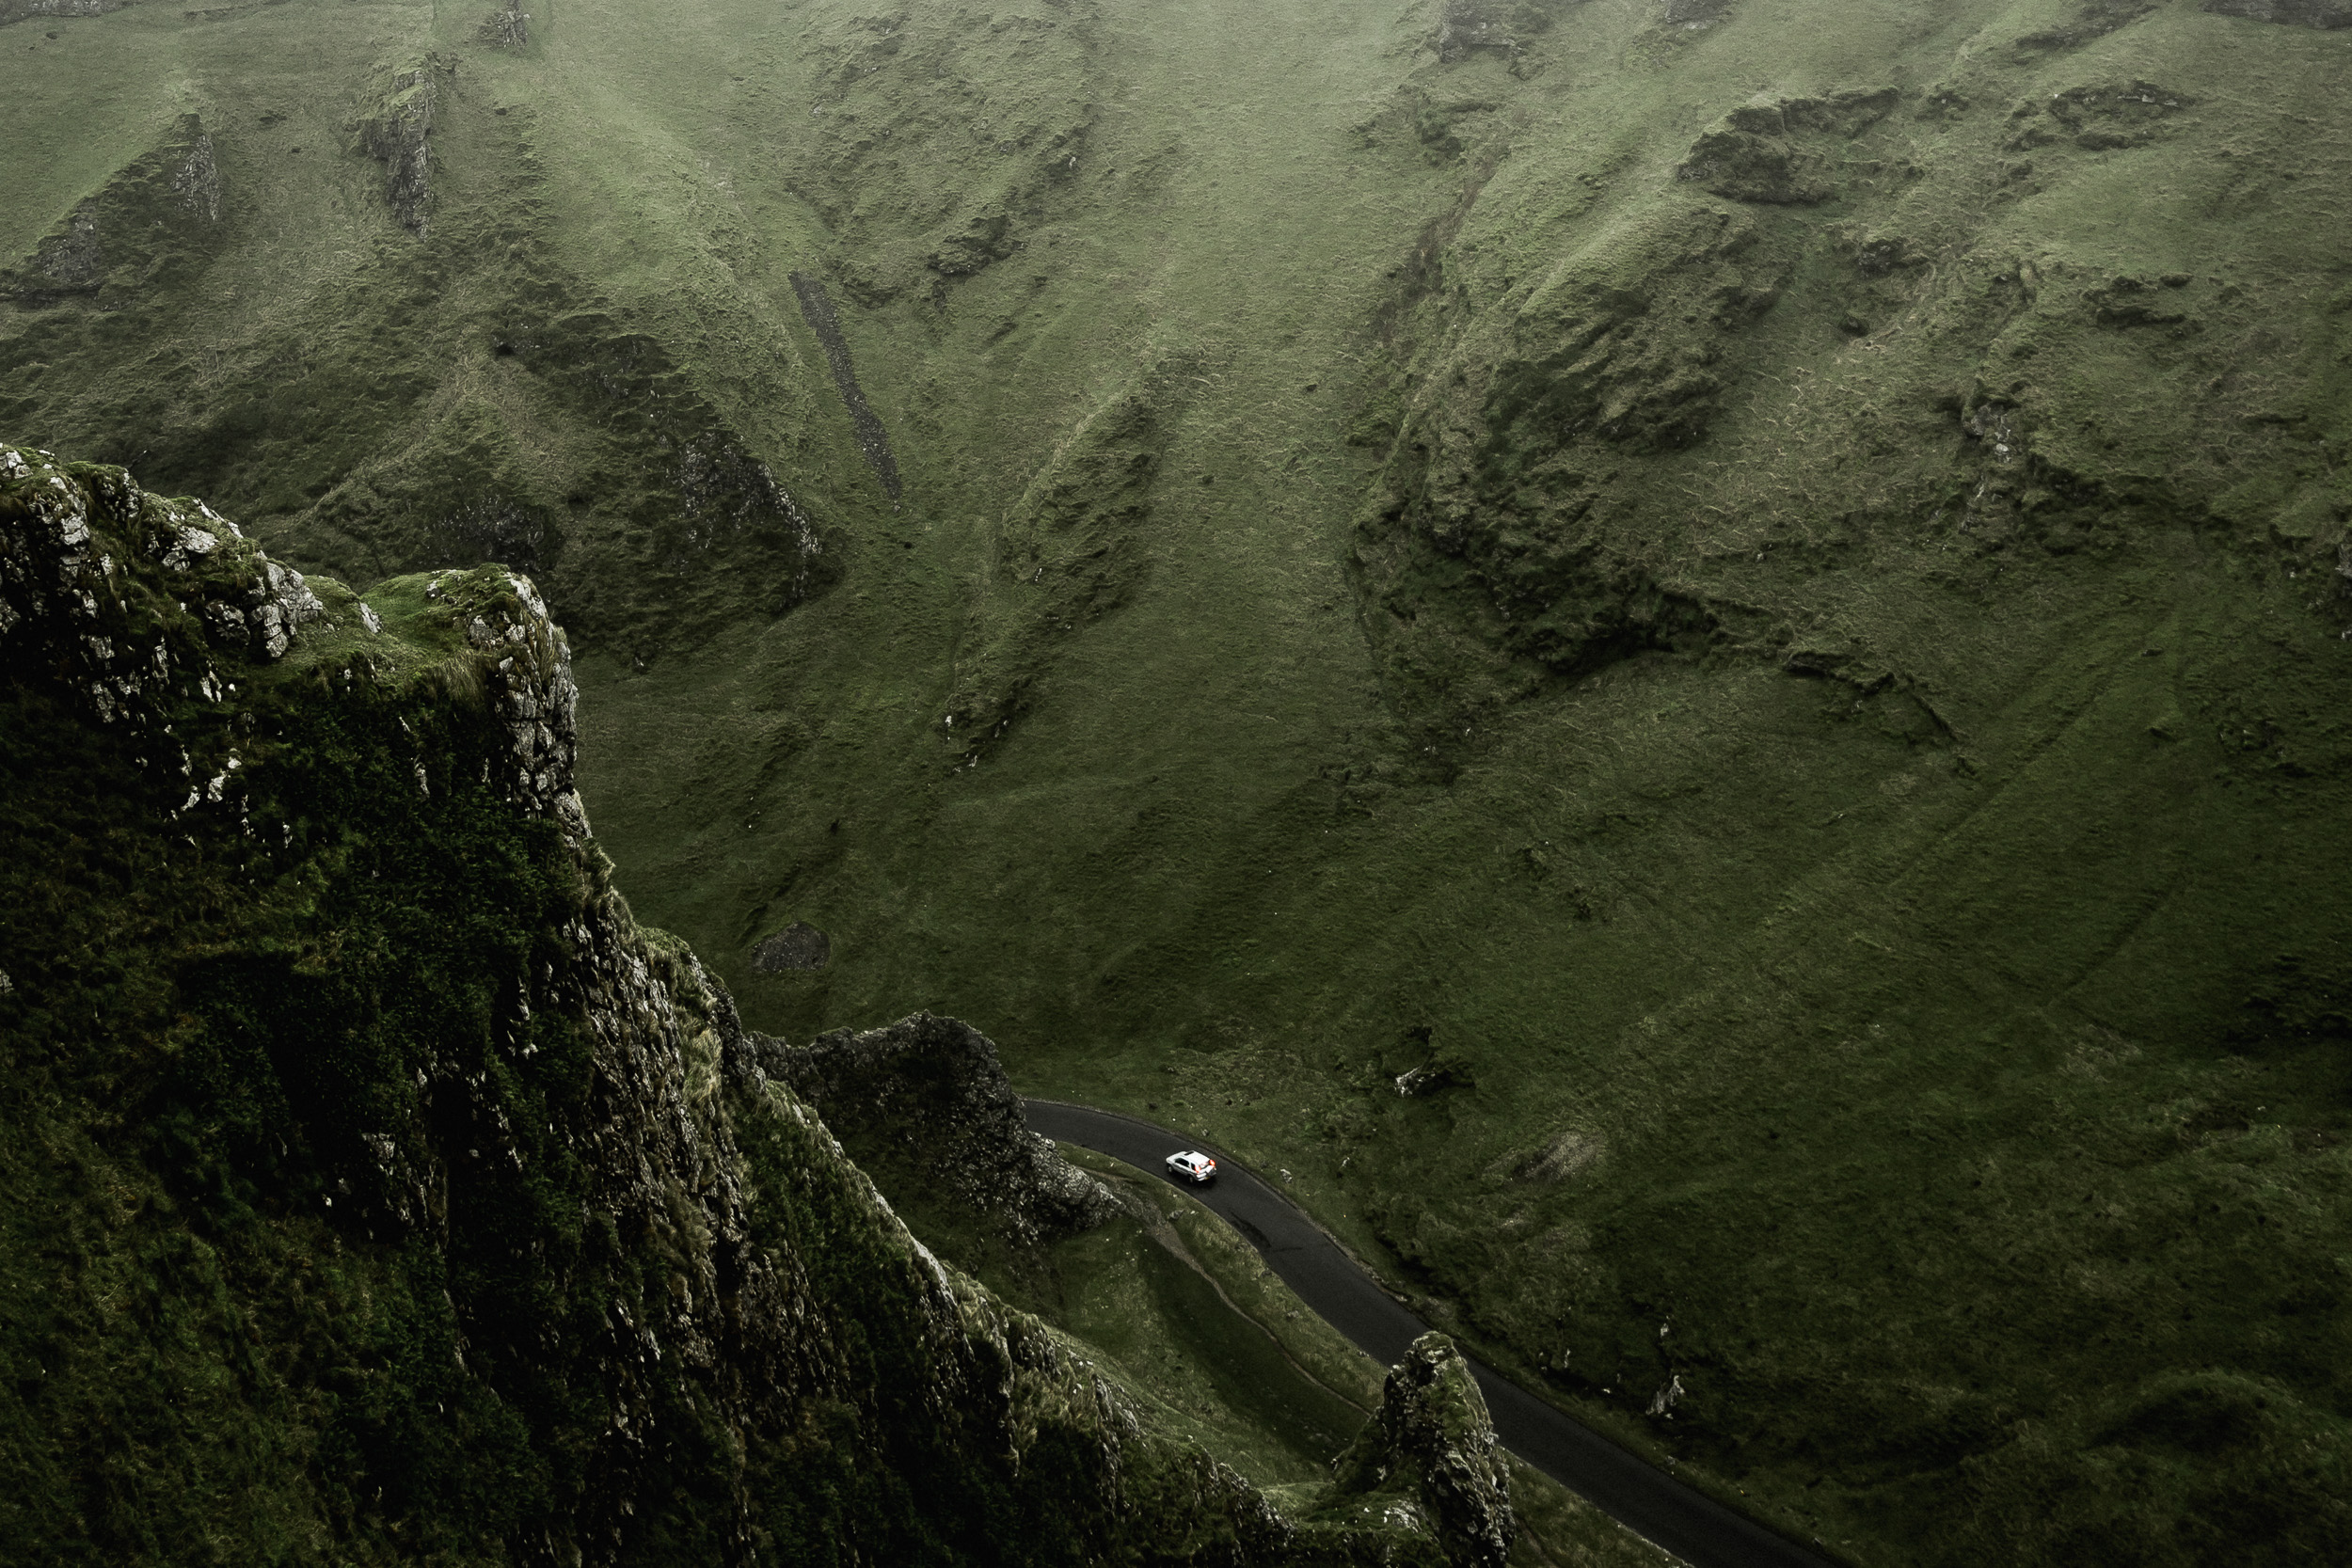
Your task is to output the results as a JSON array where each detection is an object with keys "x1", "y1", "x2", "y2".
[
  {"x1": 750, "y1": 919, "x2": 832, "y2": 971},
  {"x1": 0, "y1": 446, "x2": 1436, "y2": 1566},
  {"x1": 758, "y1": 1010, "x2": 1121, "y2": 1249},
  {"x1": 1333, "y1": 1334, "x2": 1516, "y2": 1568},
  {"x1": 478, "y1": 0, "x2": 529, "y2": 47},
  {"x1": 0, "y1": 445, "x2": 322, "y2": 731},
  {"x1": 3, "y1": 115, "x2": 222, "y2": 309},
  {"x1": 1675, "y1": 89, "x2": 1900, "y2": 205},
  {"x1": 357, "y1": 62, "x2": 444, "y2": 234},
  {"x1": 0, "y1": 0, "x2": 124, "y2": 24}
]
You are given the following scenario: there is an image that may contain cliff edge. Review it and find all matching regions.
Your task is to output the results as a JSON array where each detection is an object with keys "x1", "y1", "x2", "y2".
[{"x1": 0, "y1": 445, "x2": 1449, "y2": 1565}]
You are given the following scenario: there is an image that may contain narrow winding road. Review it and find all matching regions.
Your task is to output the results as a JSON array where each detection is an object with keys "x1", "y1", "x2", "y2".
[{"x1": 1025, "y1": 1100, "x2": 1830, "y2": 1568}]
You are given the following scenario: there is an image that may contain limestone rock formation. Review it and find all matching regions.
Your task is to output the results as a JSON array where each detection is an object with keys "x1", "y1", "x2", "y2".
[
  {"x1": 0, "y1": 446, "x2": 1416, "y2": 1565},
  {"x1": 357, "y1": 61, "x2": 444, "y2": 234},
  {"x1": 759, "y1": 1010, "x2": 1122, "y2": 1250},
  {"x1": 1333, "y1": 1334, "x2": 1517, "y2": 1568}
]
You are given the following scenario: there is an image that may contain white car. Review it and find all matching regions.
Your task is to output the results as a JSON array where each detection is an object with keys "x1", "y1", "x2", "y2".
[{"x1": 1165, "y1": 1149, "x2": 1217, "y2": 1184}]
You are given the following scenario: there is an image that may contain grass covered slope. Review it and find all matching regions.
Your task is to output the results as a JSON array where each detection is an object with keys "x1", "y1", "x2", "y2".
[
  {"x1": 5, "y1": 0, "x2": 2352, "y2": 1561},
  {"x1": 0, "y1": 447, "x2": 1477, "y2": 1567}
]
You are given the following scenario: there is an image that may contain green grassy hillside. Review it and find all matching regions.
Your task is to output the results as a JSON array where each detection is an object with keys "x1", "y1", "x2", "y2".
[{"x1": 7, "y1": 0, "x2": 2352, "y2": 1560}]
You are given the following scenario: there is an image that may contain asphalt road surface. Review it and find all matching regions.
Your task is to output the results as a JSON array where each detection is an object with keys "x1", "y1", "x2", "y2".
[{"x1": 1025, "y1": 1099, "x2": 1829, "y2": 1568}]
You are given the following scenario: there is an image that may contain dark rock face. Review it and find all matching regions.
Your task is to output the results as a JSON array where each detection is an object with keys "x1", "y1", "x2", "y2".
[
  {"x1": 758, "y1": 1011, "x2": 1120, "y2": 1249},
  {"x1": 751, "y1": 920, "x2": 831, "y2": 971},
  {"x1": 357, "y1": 62, "x2": 443, "y2": 234},
  {"x1": 1333, "y1": 1333, "x2": 1516, "y2": 1568},
  {"x1": 0, "y1": 447, "x2": 1422, "y2": 1567},
  {"x1": 1428, "y1": 0, "x2": 1574, "y2": 62}
]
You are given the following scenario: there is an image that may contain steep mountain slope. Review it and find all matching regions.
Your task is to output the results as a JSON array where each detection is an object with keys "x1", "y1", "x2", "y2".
[
  {"x1": 5, "y1": 0, "x2": 2351, "y2": 1560},
  {"x1": 0, "y1": 446, "x2": 1491, "y2": 1565}
]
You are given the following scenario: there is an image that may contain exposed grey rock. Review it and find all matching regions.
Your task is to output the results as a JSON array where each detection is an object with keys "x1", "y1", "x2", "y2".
[
  {"x1": 27, "y1": 206, "x2": 102, "y2": 291},
  {"x1": 757, "y1": 1010, "x2": 1121, "y2": 1247},
  {"x1": 358, "y1": 63, "x2": 442, "y2": 234},
  {"x1": 0, "y1": 0, "x2": 124, "y2": 24},
  {"x1": 427, "y1": 566, "x2": 583, "y2": 821},
  {"x1": 675, "y1": 439, "x2": 829, "y2": 575},
  {"x1": 169, "y1": 129, "x2": 221, "y2": 223},
  {"x1": 1334, "y1": 1332, "x2": 1517, "y2": 1568},
  {"x1": 478, "y1": 0, "x2": 528, "y2": 47},
  {"x1": 0, "y1": 452, "x2": 228, "y2": 729}
]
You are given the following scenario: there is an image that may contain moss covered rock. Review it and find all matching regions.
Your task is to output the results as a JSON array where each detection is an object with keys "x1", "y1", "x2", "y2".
[
  {"x1": 0, "y1": 446, "x2": 1444, "y2": 1566},
  {"x1": 1331, "y1": 1334, "x2": 1515, "y2": 1568}
]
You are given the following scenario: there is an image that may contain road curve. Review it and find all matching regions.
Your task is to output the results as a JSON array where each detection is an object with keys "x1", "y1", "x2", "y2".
[{"x1": 1025, "y1": 1099, "x2": 1829, "y2": 1568}]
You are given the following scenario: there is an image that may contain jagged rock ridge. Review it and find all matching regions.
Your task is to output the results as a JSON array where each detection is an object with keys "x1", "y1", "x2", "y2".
[{"x1": 0, "y1": 445, "x2": 1486, "y2": 1566}]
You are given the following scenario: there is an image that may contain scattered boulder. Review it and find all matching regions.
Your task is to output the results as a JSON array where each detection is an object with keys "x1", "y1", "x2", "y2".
[{"x1": 1333, "y1": 1332, "x2": 1517, "y2": 1568}]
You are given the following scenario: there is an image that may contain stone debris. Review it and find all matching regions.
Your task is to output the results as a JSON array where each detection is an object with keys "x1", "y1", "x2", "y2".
[{"x1": 169, "y1": 127, "x2": 222, "y2": 223}]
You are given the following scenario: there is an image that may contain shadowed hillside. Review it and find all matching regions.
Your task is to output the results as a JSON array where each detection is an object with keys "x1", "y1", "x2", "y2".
[{"x1": 6, "y1": 0, "x2": 2351, "y2": 1560}]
